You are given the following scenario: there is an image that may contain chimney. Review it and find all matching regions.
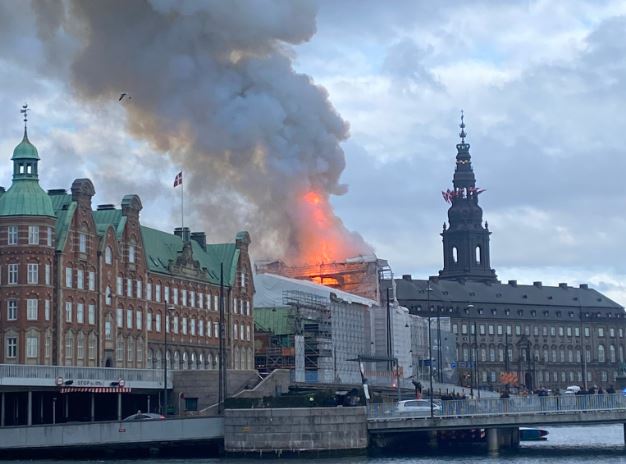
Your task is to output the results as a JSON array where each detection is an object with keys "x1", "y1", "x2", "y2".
[
  {"x1": 235, "y1": 231, "x2": 251, "y2": 253},
  {"x1": 533, "y1": 281, "x2": 542, "y2": 288},
  {"x1": 579, "y1": 283, "x2": 589, "y2": 289},
  {"x1": 71, "y1": 178, "x2": 96, "y2": 209},
  {"x1": 97, "y1": 204, "x2": 116, "y2": 211},
  {"x1": 402, "y1": 274, "x2": 412, "y2": 281},
  {"x1": 558, "y1": 282, "x2": 568, "y2": 289},
  {"x1": 121, "y1": 194, "x2": 143, "y2": 221},
  {"x1": 190, "y1": 232, "x2": 207, "y2": 250},
  {"x1": 174, "y1": 227, "x2": 190, "y2": 242},
  {"x1": 508, "y1": 280, "x2": 517, "y2": 287}
]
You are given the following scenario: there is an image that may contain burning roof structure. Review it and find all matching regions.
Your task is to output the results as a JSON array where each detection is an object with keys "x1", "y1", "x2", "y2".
[{"x1": 255, "y1": 254, "x2": 391, "y2": 302}]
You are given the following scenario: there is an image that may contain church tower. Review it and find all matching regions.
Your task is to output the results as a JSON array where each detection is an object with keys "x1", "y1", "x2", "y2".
[{"x1": 438, "y1": 113, "x2": 497, "y2": 282}]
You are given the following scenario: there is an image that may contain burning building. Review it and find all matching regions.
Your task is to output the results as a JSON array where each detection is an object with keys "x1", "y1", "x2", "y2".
[{"x1": 256, "y1": 254, "x2": 390, "y2": 303}]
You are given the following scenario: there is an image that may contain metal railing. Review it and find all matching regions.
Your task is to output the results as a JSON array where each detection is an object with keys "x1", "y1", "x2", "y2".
[
  {"x1": 367, "y1": 393, "x2": 626, "y2": 419},
  {"x1": 0, "y1": 364, "x2": 166, "y2": 385}
]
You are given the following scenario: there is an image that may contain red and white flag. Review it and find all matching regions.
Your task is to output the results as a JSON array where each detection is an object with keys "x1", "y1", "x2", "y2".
[{"x1": 173, "y1": 172, "x2": 183, "y2": 188}]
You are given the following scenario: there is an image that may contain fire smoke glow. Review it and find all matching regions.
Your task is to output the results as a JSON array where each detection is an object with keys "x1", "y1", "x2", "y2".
[{"x1": 31, "y1": 0, "x2": 373, "y2": 263}]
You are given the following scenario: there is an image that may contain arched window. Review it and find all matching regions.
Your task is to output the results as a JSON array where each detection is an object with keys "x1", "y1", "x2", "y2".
[
  {"x1": 182, "y1": 351, "x2": 188, "y2": 369},
  {"x1": 609, "y1": 345, "x2": 616, "y2": 363},
  {"x1": 128, "y1": 240, "x2": 136, "y2": 264},
  {"x1": 147, "y1": 349, "x2": 153, "y2": 368},
  {"x1": 475, "y1": 245, "x2": 481, "y2": 264},
  {"x1": 105, "y1": 286, "x2": 112, "y2": 305},
  {"x1": 137, "y1": 337, "x2": 144, "y2": 364},
  {"x1": 191, "y1": 352, "x2": 197, "y2": 369},
  {"x1": 105, "y1": 246, "x2": 112, "y2": 265},
  {"x1": 155, "y1": 350, "x2": 162, "y2": 369},
  {"x1": 65, "y1": 331, "x2": 74, "y2": 364},
  {"x1": 173, "y1": 351, "x2": 180, "y2": 370},
  {"x1": 77, "y1": 332, "x2": 85, "y2": 361},
  {"x1": 234, "y1": 347, "x2": 241, "y2": 370},
  {"x1": 199, "y1": 352, "x2": 204, "y2": 369},
  {"x1": 598, "y1": 344, "x2": 605, "y2": 363},
  {"x1": 452, "y1": 246, "x2": 458, "y2": 263}
]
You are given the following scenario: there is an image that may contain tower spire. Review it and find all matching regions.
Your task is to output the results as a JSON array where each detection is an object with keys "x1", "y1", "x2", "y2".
[
  {"x1": 20, "y1": 103, "x2": 29, "y2": 139},
  {"x1": 459, "y1": 109, "x2": 466, "y2": 143}
]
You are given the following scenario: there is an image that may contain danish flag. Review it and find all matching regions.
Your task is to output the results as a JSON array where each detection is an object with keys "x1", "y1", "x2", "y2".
[{"x1": 173, "y1": 172, "x2": 183, "y2": 188}]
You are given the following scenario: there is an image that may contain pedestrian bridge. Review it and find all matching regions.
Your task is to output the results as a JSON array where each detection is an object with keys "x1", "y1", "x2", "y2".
[{"x1": 367, "y1": 394, "x2": 626, "y2": 450}]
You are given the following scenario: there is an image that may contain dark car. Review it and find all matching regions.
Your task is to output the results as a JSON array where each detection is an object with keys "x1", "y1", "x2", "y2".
[{"x1": 123, "y1": 412, "x2": 165, "y2": 421}]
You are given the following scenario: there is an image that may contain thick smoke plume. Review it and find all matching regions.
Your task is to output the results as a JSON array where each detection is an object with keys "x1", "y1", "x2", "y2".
[{"x1": 33, "y1": 0, "x2": 372, "y2": 264}]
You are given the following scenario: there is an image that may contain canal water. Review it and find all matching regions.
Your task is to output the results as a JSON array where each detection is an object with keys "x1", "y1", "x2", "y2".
[{"x1": 3, "y1": 424, "x2": 625, "y2": 463}]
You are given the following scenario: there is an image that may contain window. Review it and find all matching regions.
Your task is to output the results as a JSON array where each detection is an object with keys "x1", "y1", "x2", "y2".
[
  {"x1": 45, "y1": 334, "x2": 51, "y2": 358},
  {"x1": 66, "y1": 267, "x2": 73, "y2": 288},
  {"x1": 117, "y1": 277, "x2": 123, "y2": 295},
  {"x1": 566, "y1": 327, "x2": 572, "y2": 337},
  {"x1": 147, "y1": 312, "x2": 153, "y2": 332},
  {"x1": 190, "y1": 291, "x2": 195, "y2": 308},
  {"x1": 191, "y1": 318, "x2": 196, "y2": 336},
  {"x1": 488, "y1": 325, "x2": 494, "y2": 335},
  {"x1": 156, "y1": 284, "x2": 161, "y2": 303},
  {"x1": 27, "y1": 263, "x2": 39, "y2": 284},
  {"x1": 598, "y1": 327, "x2": 605, "y2": 337},
  {"x1": 128, "y1": 243, "x2": 136, "y2": 263},
  {"x1": 79, "y1": 232, "x2": 87, "y2": 253},
  {"x1": 105, "y1": 319, "x2": 112, "y2": 340},
  {"x1": 240, "y1": 323, "x2": 245, "y2": 341},
  {"x1": 105, "y1": 287, "x2": 112, "y2": 305},
  {"x1": 77, "y1": 269, "x2": 84, "y2": 289},
  {"x1": 8, "y1": 263, "x2": 18, "y2": 284},
  {"x1": 515, "y1": 325, "x2": 521, "y2": 336},
  {"x1": 184, "y1": 398, "x2": 198, "y2": 412},
  {"x1": 155, "y1": 313, "x2": 161, "y2": 333},
  {"x1": 173, "y1": 316, "x2": 179, "y2": 334},
  {"x1": 173, "y1": 288, "x2": 178, "y2": 305},
  {"x1": 45, "y1": 300, "x2": 50, "y2": 321},
  {"x1": 213, "y1": 321, "x2": 219, "y2": 338},
  {"x1": 8, "y1": 225, "x2": 17, "y2": 245},
  {"x1": 584, "y1": 327, "x2": 590, "y2": 337},
  {"x1": 116, "y1": 308, "x2": 123, "y2": 328},
  {"x1": 47, "y1": 226, "x2": 52, "y2": 246},
  {"x1": 147, "y1": 283, "x2": 152, "y2": 301},
  {"x1": 127, "y1": 338, "x2": 134, "y2": 361},
  {"x1": 65, "y1": 302, "x2": 72, "y2": 322},
  {"x1": 182, "y1": 289, "x2": 187, "y2": 306},
  {"x1": 164, "y1": 286, "x2": 169, "y2": 303},
  {"x1": 550, "y1": 327, "x2": 556, "y2": 336},
  {"x1": 137, "y1": 280, "x2": 142, "y2": 299},
  {"x1": 88, "y1": 272, "x2": 95, "y2": 291},
  {"x1": 247, "y1": 325, "x2": 251, "y2": 341},
  {"x1": 65, "y1": 333, "x2": 74, "y2": 359},
  {"x1": 6, "y1": 337, "x2": 17, "y2": 358},
  {"x1": 116, "y1": 337, "x2": 124, "y2": 363},
  {"x1": 234, "y1": 298, "x2": 238, "y2": 314},
  {"x1": 610, "y1": 328, "x2": 615, "y2": 337},
  {"x1": 105, "y1": 246, "x2": 112, "y2": 264},
  {"x1": 199, "y1": 293, "x2": 203, "y2": 309},
  {"x1": 7, "y1": 300, "x2": 17, "y2": 320},
  {"x1": 199, "y1": 319, "x2": 204, "y2": 337},
  {"x1": 233, "y1": 323, "x2": 238, "y2": 340},
  {"x1": 575, "y1": 327, "x2": 580, "y2": 337},
  {"x1": 136, "y1": 310, "x2": 142, "y2": 330},
  {"x1": 77, "y1": 303, "x2": 84, "y2": 324},
  {"x1": 182, "y1": 317, "x2": 188, "y2": 335},
  {"x1": 77, "y1": 333, "x2": 84, "y2": 359},
  {"x1": 598, "y1": 345, "x2": 606, "y2": 363},
  {"x1": 27, "y1": 299, "x2": 38, "y2": 320},
  {"x1": 45, "y1": 264, "x2": 51, "y2": 285},
  {"x1": 126, "y1": 278, "x2": 132, "y2": 297},
  {"x1": 28, "y1": 225, "x2": 39, "y2": 244},
  {"x1": 240, "y1": 271, "x2": 247, "y2": 289},
  {"x1": 127, "y1": 309, "x2": 133, "y2": 329},
  {"x1": 88, "y1": 304, "x2": 95, "y2": 325},
  {"x1": 558, "y1": 327, "x2": 564, "y2": 337},
  {"x1": 88, "y1": 335, "x2": 96, "y2": 360}
]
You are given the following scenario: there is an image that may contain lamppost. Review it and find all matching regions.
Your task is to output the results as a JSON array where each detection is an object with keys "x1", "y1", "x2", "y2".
[
  {"x1": 162, "y1": 301, "x2": 174, "y2": 415},
  {"x1": 577, "y1": 292, "x2": 588, "y2": 390},
  {"x1": 425, "y1": 282, "x2": 434, "y2": 418},
  {"x1": 465, "y1": 304, "x2": 476, "y2": 398}
]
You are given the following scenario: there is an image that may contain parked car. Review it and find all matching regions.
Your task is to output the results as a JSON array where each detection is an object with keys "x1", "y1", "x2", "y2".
[
  {"x1": 123, "y1": 412, "x2": 165, "y2": 421},
  {"x1": 395, "y1": 399, "x2": 441, "y2": 416}
]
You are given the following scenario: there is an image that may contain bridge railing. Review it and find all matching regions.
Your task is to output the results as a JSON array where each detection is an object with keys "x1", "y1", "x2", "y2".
[{"x1": 368, "y1": 393, "x2": 626, "y2": 419}]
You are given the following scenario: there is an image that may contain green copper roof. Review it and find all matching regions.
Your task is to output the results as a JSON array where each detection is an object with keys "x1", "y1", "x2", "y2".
[
  {"x1": 140, "y1": 226, "x2": 240, "y2": 286},
  {"x1": 0, "y1": 180, "x2": 55, "y2": 217},
  {"x1": 93, "y1": 209, "x2": 126, "y2": 239},
  {"x1": 12, "y1": 129, "x2": 39, "y2": 160}
]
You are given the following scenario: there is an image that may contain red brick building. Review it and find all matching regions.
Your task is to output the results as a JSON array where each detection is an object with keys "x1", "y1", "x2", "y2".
[{"x1": 0, "y1": 127, "x2": 254, "y2": 372}]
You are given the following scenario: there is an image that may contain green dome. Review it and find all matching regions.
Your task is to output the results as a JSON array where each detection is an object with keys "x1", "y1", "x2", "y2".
[
  {"x1": 12, "y1": 130, "x2": 39, "y2": 160},
  {"x1": 0, "y1": 180, "x2": 55, "y2": 217}
]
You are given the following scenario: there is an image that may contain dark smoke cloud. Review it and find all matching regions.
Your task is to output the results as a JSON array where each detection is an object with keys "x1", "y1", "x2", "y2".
[{"x1": 33, "y1": 0, "x2": 372, "y2": 262}]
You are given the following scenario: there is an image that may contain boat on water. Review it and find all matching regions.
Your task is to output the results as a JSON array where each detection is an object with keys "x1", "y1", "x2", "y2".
[{"x1": 520, "y1": 427, "x2": 549, "y2": 441}]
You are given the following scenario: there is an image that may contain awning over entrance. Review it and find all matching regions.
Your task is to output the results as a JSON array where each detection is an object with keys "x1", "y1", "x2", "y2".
[{"x1": 60, "y1": 386, "x2": 132, "y2": 394}]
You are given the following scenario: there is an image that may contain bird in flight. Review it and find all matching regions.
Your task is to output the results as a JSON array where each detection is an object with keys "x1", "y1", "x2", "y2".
[{"x1": 118, "y1": 93, "x2": 131, "y2": 102}]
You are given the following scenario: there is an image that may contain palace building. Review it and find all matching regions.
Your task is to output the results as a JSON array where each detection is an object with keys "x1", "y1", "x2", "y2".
[
  {"x1": 384, "y1": 117, "x2": 626, "y2": 392},
  {"x1": 0, "y1": 122, "x2": 255, "y2": 373}
]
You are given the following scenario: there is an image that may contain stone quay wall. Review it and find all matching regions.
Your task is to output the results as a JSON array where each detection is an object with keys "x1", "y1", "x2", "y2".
[{"x1": 224, "y1": 406, "x2": 368, "y2": 455}]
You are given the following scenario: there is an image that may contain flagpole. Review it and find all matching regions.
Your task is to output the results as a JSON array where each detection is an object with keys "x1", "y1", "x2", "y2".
[{"x1": 181, "y1": 171, "x2": 184, "y2": 236}]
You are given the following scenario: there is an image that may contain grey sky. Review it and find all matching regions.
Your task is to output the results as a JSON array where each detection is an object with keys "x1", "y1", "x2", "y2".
[{"x1": 0, "y1": 1, "x2": 625, "y2": 303}]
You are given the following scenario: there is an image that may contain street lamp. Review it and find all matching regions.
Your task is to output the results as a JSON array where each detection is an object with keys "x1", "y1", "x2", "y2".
[
  {"x1": 162, "y1": 301, "x2": 175, "y2": 415},
  {"x1": 577, "y1": 293, "x2": 588, "y2": 390},
  {"x1": 466, "y1": 304, "x2": 475, "y2": 398}
]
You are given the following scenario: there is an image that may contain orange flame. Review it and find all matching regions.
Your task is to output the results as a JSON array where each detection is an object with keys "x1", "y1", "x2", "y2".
[{"x1": 290, "y1": 190, "x2": 372, "y2": 265}]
